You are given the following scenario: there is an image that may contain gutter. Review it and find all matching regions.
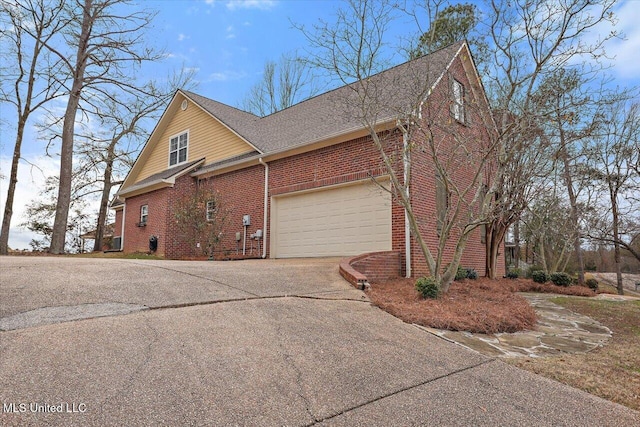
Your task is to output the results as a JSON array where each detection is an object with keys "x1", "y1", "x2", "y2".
[
  {"x1": 121, "y1": 204, "x2": 126, "y2": 251},
  {"x1": 403, "y1": 132, "x2": 412, "y2": 278},
  {"x1": 258, "y1": 157, "x2": 269, "y2": 259}
]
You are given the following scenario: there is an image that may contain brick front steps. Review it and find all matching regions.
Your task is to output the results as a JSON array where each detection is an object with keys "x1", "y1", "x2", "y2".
[{"x1": 340, "y1": 251, "x2": 402, "y2": 290}]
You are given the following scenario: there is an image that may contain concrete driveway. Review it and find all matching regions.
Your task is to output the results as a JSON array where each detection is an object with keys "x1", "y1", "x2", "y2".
[{"x1": 1, "y1": 256, "x2": 638, "y2": 426}]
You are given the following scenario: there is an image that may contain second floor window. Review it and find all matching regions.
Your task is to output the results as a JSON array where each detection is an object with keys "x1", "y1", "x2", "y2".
[
  {"x1": 206, "y1": 200, "x2": 216, "y2": 221},
  {"x1": 169, "y1": 131, "x2": 188, "y2": 166},
  {"x1": 451, "y1": 79, "x2": 465, "y2": 123}
]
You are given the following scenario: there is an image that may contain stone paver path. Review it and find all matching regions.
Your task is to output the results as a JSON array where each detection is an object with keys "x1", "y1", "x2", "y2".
[{"x1": 420, "y1": 293, "x2": 614, "y2": 358}]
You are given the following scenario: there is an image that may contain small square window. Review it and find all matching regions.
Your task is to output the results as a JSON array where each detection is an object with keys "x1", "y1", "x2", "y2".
[{"x1": 140, "y1": 205, "x2": 148, "y2": 224}]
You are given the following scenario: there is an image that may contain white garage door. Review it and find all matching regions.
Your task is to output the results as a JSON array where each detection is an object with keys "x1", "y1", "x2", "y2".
[{"x1": 271, "y1": 179, "x2": 392, "y2": 258}]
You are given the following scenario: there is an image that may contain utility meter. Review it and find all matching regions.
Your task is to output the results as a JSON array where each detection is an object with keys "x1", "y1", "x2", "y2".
[{"x1": 242, "y1": 215, "x2": 251, "y2": 226}]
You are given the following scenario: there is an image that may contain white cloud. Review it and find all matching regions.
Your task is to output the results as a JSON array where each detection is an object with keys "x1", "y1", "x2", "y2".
[
  {"x1": 225, "y1": 1, "x2": 277, "y2": 12},
  {"x1": 604, "y1": 1, "x2": 640, "y2": 79},
  {"x1": 226, "y1": 25, "x2": 236, "y2": 39},
  {"x1": 574, "y1": 1, "x2": 640, "y2": 81},
  {"x1": 207, "y1": 70, "x2": 247, "y2": 82},
  {"x1": 177, "y1": 33, "x2": 189, "y2": 42}
]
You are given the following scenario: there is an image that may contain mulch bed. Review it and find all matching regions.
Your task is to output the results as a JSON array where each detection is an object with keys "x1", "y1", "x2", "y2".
[{"x1": 367, "y1": 277, "x2": 596, "y2": 334}]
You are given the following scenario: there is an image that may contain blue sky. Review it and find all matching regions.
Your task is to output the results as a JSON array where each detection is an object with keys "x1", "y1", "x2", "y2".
[{"x1": 1, "y1": 0, "x2": 639, "y2": 250}]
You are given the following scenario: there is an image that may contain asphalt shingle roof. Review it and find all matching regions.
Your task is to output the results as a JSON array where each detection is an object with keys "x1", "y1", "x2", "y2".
[{"x1": 182, "y1": 41, "x2": 463, "y2": 156}]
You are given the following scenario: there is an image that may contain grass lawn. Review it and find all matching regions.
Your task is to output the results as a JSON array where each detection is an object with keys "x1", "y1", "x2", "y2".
[{"x1": 508, "y1": 297, "x2": 640, "y2": 411}]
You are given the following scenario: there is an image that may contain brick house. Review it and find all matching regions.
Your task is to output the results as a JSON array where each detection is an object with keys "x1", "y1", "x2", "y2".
[{"x1": 113, "y1": 41, "x2": 504, "y2": 278}]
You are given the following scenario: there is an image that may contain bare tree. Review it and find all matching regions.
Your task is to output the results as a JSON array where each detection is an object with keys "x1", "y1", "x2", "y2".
[
  {"x1": 299, "y1": 0, "x2": 498, "y2": 292},
  {"x1": 240, "y1": 53, "x2": 317, "y2": 116},
  {"x1": 29, "y1": 0, "x2": 165, "y2": 254},
  {"x1": 0, "y1": 0, "x2": 69, "y2": 254},
  {"x1": 585, "y1": 100, "x2": 639, "y2": 294},
  {"x1": 479, "y1": 0, "x2": 618, "y2": 278},
  {"x1": 173, "y1": 188, "x2": 229, "y2": 258},
  {"x1": 20, "y1": 174, "x2": 90, "y2": 252}
]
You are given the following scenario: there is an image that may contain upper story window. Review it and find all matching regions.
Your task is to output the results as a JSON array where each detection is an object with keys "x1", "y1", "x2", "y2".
[
  {"x1": 206, "y1": 200, "x2": 216, "y2": 221},
  {"x1": 451, "y1": 79, "x2": 465, "y2": 123},
  {"x1": 169, "y1": 131, "x2": 188, "y2": 166},
  {"x1": 140, "y1": 205, "x2": 148, "y2": 225}
]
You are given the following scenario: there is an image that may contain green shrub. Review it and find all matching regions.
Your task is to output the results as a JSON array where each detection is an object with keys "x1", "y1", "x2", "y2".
[
  {"x1": 550, "y1": 272, "x2": 572, "y2": 287},
  {"x1": 526, "y1": 265, "x2": 543, "y2": 278},
  {"x1": 466, "y1": 268, "x2": 478, "y2": 280},
  {"x1": 415, "y1": 276, "x2": 440, "y2": 299},
  {"x1": 455, "y1": 266, "x2": 468, "y2": 281},
  {"x1": 585, "y1": 278, "x2": 599, "y2": 291},
  {"x1": 506, "y1": 268, "x2": 521, "y2": 279},
  {"x1": 531, "y1": 270, "x2": 548, "y2": 284}
]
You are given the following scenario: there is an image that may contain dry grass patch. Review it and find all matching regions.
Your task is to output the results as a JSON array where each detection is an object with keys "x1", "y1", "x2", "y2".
[{"x1": 508, "y1": 298, "x2": 640, "y2": 411}]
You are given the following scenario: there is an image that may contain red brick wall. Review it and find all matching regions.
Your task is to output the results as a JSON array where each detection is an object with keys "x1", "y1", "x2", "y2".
[
  {"x1": 351, "y1": 251, "x2": 402, "y2": 283},
  {"x1": 407, "y1": 55, "x2": 504, "y2": 277},
  {"x1": 195, "y1": 165, "x2": 265, "y2": 258},
  {"x1": 123, "y1": 186, "x2": 171, "y2": 256},
  {"x1": 267, "y1": 134, "x2": 407, "y2": 263}
]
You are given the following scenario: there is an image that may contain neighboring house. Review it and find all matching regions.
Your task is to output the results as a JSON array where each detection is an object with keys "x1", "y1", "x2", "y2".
[{"x1": 113, "y1": 41, "x2": 504, "y2": 277}]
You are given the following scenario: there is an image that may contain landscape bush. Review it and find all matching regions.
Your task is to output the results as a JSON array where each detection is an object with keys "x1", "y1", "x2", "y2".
[
  {"x1": 531, "y1": 270, "x2": 549, "y2": 284},
  {"x1": 466, "y1": 268, "x2": 478, "y2": 280},
  {"x1": 550, "y1": 272, "x2": 572, "y2": 287},
  {"x1": 415, "y1": 276, "x2": 440, "y2": 299},
  {"x1": 526, "y1": 265, "x2": 543, "y2": 278},
  {"x1": 506, "y1": 269, "x2": 521, "y2": 279},
  {"x1": 455, "y1": 266, "x2": 468, "y2": 281},
  {"x1": 585, "y1": 278, "x2": 599, "y2": 291}
]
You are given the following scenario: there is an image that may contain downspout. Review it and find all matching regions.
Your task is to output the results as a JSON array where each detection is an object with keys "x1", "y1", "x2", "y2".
[
  {"x1": 121, "y1": 204, "x2": 126, "y2": 251},
  {"x1": 259, "y1": 158, "x2": 269, "y2": 259},
  {"x1": 403, "y1": 132, "x2": 411, "y2": 278}
]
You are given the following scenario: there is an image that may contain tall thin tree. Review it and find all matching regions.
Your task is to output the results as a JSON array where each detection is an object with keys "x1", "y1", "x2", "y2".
[{"x1": 0, "y1": 0, "x2": 68, "y2": 254}]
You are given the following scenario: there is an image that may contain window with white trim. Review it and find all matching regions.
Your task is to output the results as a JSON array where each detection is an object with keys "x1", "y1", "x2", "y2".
[
  {"x1": 451, "y1": 79, "x2": 465, "y2": 123},
  {"x1": 169, "y1": 131, "x2": 188, "y2": 166},
  {"x1": 140, "y1": 205, "x2": 148, "y2": 225},
  {"x1": 206, "y1": 200, "x2": 216, "y2": 221}
]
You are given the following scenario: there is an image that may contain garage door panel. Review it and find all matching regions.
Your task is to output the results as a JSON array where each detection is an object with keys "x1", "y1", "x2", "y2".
[{"x1": 272, "y1": 180, "x2": 392, "y2": 258}]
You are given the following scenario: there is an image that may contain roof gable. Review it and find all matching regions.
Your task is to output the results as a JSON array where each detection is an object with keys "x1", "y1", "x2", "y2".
[{"x1": 120, "y1": 91, "x2": 257, "y2": 191}]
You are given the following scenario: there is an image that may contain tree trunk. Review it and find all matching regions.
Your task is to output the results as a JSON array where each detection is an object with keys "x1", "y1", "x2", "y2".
[
  {"x1": 93, "y1": 154, "x2": 114, "y2": 252},
  {"x1": 487, "y1": 224, "x2": 507, "y2": 278},
  {"x1": 0, "y1": 122, "x2": 26, "y2": 255},
  {"x1": 50, "y1": 0, "x2": 92, "y2": 254},
  {"x1": 50, "y1": 89, "x2": 81, "y2": 253},
  {"x1": 610, "y1": 185, "x2": 624, "y2": 295},
  {"x1": 558, "y1": 121, "x2": 585, "y2": 285}
]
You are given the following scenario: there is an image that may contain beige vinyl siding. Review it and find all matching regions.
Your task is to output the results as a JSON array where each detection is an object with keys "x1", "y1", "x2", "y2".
[{"x1": 136, "y1": 95, "x2": 253, "y2": 182}]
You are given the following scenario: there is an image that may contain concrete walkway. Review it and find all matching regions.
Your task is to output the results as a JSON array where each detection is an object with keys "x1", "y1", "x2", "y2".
[
  {"x1": 1, "y1": 257, "x2": 638, "y2": 426},
  {"x1": 421, "y1": 293, "x2": 616, "y2": 358}
]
